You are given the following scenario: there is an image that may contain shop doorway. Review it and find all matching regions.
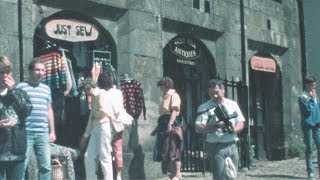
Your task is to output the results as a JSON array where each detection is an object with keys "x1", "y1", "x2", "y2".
[
  {"x1": 163, "y1": 34, "x2": 216, "y2": 172},
  {"x1": 33, "y1": 10, "x2": 117, "y2": 147},
  {"x1": 249, "y1": 53, "x2": 284, "y2": 160}
]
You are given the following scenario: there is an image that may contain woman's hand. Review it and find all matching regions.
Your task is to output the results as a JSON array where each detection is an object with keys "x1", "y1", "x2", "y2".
[
  {"x1": 79, "y1": 136, "x2": 89, "y2": 151},
  {"x1": 4, "y1": 75, "x2": 15, "y2": 89},
  {"x1": 167, "y1": 123, "x2": 173, "y2": 132},
  {"x1": 0, "y1": 118, "x2": 17, "y2": 128}
]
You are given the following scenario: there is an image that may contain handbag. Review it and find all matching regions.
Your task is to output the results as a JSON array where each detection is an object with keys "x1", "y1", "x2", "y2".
[
  {"x1": 118, "y1": 108, "x2": 133, "y2": 128},
  {"x1": 111, "y1": 106, "x2": 133, "y2": 133}
]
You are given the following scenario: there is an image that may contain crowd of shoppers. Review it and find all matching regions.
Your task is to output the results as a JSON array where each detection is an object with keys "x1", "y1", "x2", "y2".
[{"x1": 0, "y1": 54, "x2": 257, "y2": 180}]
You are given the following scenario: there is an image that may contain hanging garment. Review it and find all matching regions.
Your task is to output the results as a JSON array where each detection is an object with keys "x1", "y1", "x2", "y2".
[
  {"x1": 72, "y1": 42, "x2": 89, "y2": 68},
  {"x1": 66, "y1": 58, "x2": 79, "y2": 96},
  {"x1": 120, "y1": 79, "x2": 146, "y2": 120},
  {"x1": 50, "y1": 143, "x2": 80, "y2": 180},
  {"x1": 61, "y1": 50, "x2": 73, "y2": 96},
  {"x1": 39, "y1": 52, "x2": 67, "y2": 90},
  {"x1": 52, "y1": 89, "x2": 65, "y2": 126}
]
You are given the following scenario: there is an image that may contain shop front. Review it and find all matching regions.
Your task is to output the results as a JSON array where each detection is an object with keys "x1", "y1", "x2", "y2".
[
  {"x1": 30, "y1": 10, "x2": 118, "y2": 179},
  {"x1": 163, "y1": 34, "x2": 216, "y2": 172},
  {"x1": 249, "y1": 53, "x2": 284, "y2": 160},
  {"x1": 33, "y1": 10, "x2": 117, "y2": 147}
]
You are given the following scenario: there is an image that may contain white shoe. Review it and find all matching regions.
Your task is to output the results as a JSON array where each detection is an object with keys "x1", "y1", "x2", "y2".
[
  {"x1": 116, "y1": 175, "x2": 122, "y2": 180},
  {"x1": 308, "y1": 173, "x2": 314, "y2": 180}
]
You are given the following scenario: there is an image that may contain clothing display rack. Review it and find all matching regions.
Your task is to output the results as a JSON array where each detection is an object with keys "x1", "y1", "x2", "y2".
[
  {"x1": 123, "y1": 73, "x2": 133, "y2": 82},
  {"x1": 92, "y1": 50, "x2": 111, "y2": 64}
]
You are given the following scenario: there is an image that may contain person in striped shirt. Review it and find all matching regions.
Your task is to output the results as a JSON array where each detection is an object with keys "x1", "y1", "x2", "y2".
[{"x1": 17, "y1": 58, "x2": 56, "y2": 180}]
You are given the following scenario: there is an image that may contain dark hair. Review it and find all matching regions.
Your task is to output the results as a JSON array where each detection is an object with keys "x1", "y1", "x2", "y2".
[
  {"x1": 304, "y1": 75, "x2": 316, "y2": 85},
  {"x1": 208, "y1": 79, "x2": 224, "y2": 89},
  {"x1": 157, "y1": 77, "x2": 173, "y2": 89},
  {"x1": 28, "y1": 57, "x2": 43, "y2": 71},
  {"x1": 78, "y1": 78, "x2": 97, "y2": 91},
  {"x1": 97, "y1": 72, "x2": 113, "y2": 90}
]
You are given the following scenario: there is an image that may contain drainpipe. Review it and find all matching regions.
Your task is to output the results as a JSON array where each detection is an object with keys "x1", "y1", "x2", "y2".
[
  {"x1": 240, "y1": 0, "x2": 246, "y2": 83},
  {"x1": 18, "y1": 0, "x2": 24, "y2": 81},
  {"x1": 296, "y1": 0, "x2": 307, "y2": 83},
  {"x1": 240, "y1": 0, "x2": 250, "y2": 169}
]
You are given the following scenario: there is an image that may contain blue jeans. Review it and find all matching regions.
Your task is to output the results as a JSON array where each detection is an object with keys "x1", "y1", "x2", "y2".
[
  {"x1": 302, "y1": 123, "x2": 320, "y2": 175},
  {"x1": 207, "y1": 142, "x2": 238, "y2": 180},
  {"x1": 24, "y1": 132, "x2": 51, "y2": 180},
  {"x1": 0, "y1": 160, "x2": 25, "y2": 180}
]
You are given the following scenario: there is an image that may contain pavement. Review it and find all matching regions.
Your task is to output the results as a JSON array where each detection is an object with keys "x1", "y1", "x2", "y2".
[{"x1": 121, "y1": 156, "x2": 315, "y2": 180}]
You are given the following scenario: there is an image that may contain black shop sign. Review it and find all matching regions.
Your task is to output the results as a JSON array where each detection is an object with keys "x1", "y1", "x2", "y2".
[{"x1": 169, "y1": 37, "x2": 200, "y2": 65}]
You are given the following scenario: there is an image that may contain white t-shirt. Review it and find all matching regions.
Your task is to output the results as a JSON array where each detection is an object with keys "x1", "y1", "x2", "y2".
[{"x1": 195, "y1": 98, "x2": 245, "y2": 143}]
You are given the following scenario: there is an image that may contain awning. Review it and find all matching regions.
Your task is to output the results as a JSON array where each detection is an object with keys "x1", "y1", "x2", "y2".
[{"x1": 250, "y1": 56, "x2": 276, "y2": 73}]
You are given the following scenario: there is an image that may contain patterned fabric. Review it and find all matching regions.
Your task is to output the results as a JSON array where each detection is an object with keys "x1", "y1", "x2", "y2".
[
  {"x1": 17, "y1": 82, "x2": 51, "y2": 133},
  {"x1": 0, "y1": 88, "x2": 32, "y2": 161},
  {"x1": 50, "y1": 144, "x2": 77, "y2": 180},
  {"x1": 120, "y1": 80, "x2": 146, "y2": 120},
  {"x1": 39, "y1": 52, "x2": 67, "y2": 90}
]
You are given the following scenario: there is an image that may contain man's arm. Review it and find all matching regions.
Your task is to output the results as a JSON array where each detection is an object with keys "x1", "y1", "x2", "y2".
[
  {"x1": 298, "y1": 95, "x2": 316, "y2": 117},
  {"x1": 48, "y1": 104, "x2": 56, "y2": 143},
  {"x1": 195, "y1": 104, "x2": 216, "y2": 134},
  {"x1": 233, "y1": 120, "x2": 244, "y2": 134},
  {"x1": 195, "y1": 123, "x2": 216, "y2": 134}
]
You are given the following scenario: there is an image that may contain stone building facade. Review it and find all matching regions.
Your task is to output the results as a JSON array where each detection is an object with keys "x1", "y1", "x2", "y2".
[{"x1": 0, "y1": 0, "x2": 305, "y2": 177}]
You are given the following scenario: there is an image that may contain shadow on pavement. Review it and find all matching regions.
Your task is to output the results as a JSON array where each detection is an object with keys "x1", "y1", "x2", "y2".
[{"x1": 246, "y1": 174, "x2": 306, "y2": 179}]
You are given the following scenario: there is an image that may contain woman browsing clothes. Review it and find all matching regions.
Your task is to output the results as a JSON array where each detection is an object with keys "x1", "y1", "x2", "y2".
[
  {"x1": 152, "y1": 77, "x2": 183, "y2": 180},
  {"x1": 79, "y1": 72, "x2": 123, "y2": 180}
]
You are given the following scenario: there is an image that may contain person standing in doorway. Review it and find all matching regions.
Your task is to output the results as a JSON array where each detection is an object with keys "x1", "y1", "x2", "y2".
[
  {"x1": 298, "y1": 75, "x2": 320, "y2": 180},
  {"x1": 0, "y1": 55, "x2": 32, "y2": 180},
  {"x1": 195, "y1": 79, "x2": 245, "y2": 180},
  {"x1": 153, "y1": 77, "x2": 183, "y2": 180},
  {"x1": 17, "y1": 58, "x2": 56, "y2": 180}
]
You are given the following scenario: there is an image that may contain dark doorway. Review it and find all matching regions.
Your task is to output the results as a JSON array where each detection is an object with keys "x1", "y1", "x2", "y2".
[
  {"x1": 249, "y1": 53, "x2": 284, "y2": 160},
  {"x1": 33, "y1": 10, "x2": 117, "y2": 179},
  {"x1": 163, "y1": 34, "x2": 216, "y2": 172},
  {"x1": 33, "y1": 10, "x2": 117, "y2": 147}
]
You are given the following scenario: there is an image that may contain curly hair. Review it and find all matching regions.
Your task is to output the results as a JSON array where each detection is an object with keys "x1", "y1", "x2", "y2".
[
  {"x1": 97, "y1": 72, "x2": 113, "y2": 90},
  {"x1": 157, "y1": 76, "x2": 174, "y2": 89},
  {"x1": 78, "y1": 78, "x2": 97, "y2": 91}
]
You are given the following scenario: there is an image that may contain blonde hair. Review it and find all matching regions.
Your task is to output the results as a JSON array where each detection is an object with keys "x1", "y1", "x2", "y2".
[{"x1": 0, "y1": 55, "x2": 13, "y2": 70}]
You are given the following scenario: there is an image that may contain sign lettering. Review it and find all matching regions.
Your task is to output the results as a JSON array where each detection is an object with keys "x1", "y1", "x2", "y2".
[
  {"x1": 170, "y1": 37, "x2": 200, "y2": 60},
  {"x1": 46, "y1": 19, "x2": 99, "y2": 42},
  {"x1": 250, "y1": 56, "x2": 276, "y2": 73}
]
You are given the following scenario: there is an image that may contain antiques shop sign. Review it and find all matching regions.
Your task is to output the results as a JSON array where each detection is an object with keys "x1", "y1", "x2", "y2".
[
  {"x1": 45, "y1": 19, "x2": 99, "y2": 42},
  {"x1": 170, "y1": 37, "x2": 200, "y2": 65}
]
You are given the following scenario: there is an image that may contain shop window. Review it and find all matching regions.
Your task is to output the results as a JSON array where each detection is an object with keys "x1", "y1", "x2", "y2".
[
  {"x1": 193, "y1": 0, "x2": 200, "y2": 10},
  {"x1": 271, "y1": 0, "x2": 282, "y2": 3},
  {"x1": 267, "y1": 19, "x2": 271, "y2": 30},
  {"x1": 204, "y1": 0, "x2": 210, "y2": 13}
]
